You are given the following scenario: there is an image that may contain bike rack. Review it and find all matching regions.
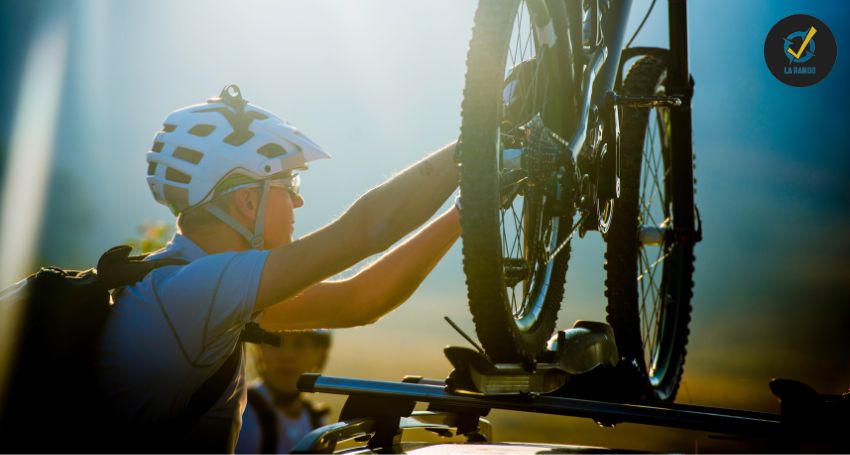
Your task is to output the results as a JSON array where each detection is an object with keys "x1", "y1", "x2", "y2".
[
  {"x1": 293, "y1": 372, "x2": 848, "y2": 453},
  {"x1": 292, "y1": 324, "x2": 848, "y2": 453}
]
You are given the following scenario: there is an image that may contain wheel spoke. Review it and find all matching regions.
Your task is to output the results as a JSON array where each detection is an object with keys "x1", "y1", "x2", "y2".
[
  {"x1": 636, "y1": 248, "x2": 671, "y2": 282},
  {"x1": 638, "y1": 162, "x2": 654, "y2": 224},
  {"x1": 503, "y1": 208, "x2": 516, "y2": 259},
  {"x1": 509, "y1": 204, "x2": 522, "y2": 257},
  {"x1": 639, "y1": 281, "x2": 649, "y2": 339},
  {"x1": 511, "y1": 206, "x2": 522, "y2": 257},
  {"x1": 504, "y1": 1, "x2": 547, "y2": 319},
  {"x1": 640, "y1": 134, "x2": 652, "y2": 207},
  {"x1": 642, "y1": 150, "x2": 664, "y2": 221},
  {"x1": 509, "y1": 4, "x2": 522, "y2": 65},
  {"x1": 500, "y1": 210, "x2": 509, "y2": 256},
  {"x1": 640, "y1": 111, "x2": 673, "y2": 375},
  {"x1": 516, "y1": 3, "x2": 525, "y2": 62},
  {"x1": 645, "y1": 144, "x2": 665, "y2": 214},
  {"x1": 516, "y1": 203, "x2": 525, "y2": 256},
  {"x1": 639, "y1": 249, "x2": 662, "y2": 318},
  {"x1": 645, "y1": 139, "x2": 662, "y2": 197},
  {"x1": 638, "y1": 241, "x2": 671, "y2": 361},
  {"x1": 654, "y1": 110, "x2": 670, "y2": 209},
  {"x1": 645, "y1": 269, "x2": 662, "y2": 347},
  {"x1": 638, "y1": 258, "x2": 657, "y2": 319},
  {"x1": 639, "y1": 116, "x2": 668, "y2": 230},
  {"x1": 640, "y1": 196, "x2": 661, "y2": 227}
]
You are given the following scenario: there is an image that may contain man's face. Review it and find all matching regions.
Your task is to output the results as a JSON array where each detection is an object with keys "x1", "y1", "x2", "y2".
[
  {"x1": 259, "y1": 333, "x2": 328, "y2": 395},
  {"x1": 262, "y1": 186, "x2": 303, "y2": 248}
]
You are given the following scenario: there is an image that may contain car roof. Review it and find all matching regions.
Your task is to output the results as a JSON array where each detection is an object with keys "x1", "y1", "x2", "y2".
[{"x1": 338, "y1": 441, "x2": 641, "y2": 454}]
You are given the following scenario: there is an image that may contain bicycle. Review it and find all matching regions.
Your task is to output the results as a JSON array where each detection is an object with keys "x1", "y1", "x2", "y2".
[{"x1": 457, "y1": 0, "x2": 700, "y2": 401}]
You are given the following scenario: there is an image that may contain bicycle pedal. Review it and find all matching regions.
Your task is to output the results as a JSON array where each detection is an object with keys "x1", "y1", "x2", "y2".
[{"x1": 579, "y1": 209, "x2": 598, "y2": 237}]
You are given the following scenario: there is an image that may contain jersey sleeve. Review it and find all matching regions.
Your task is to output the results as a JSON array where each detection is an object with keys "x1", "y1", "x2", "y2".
[{"x1": 151, "y1": 249, "x2": 270, "y2": 366}]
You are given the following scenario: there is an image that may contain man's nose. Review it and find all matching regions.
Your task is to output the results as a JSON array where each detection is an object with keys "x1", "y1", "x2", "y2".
[{"x1": 290, "y1": 191, "x2": 304, "y2": 208}]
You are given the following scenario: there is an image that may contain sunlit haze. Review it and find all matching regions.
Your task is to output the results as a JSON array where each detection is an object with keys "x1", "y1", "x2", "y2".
[{"x1": 0, "y1": 1, "x2": 848, "y2": 452}]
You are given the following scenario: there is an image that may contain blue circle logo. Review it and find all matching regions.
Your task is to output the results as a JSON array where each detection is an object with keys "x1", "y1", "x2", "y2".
[{"x1": 765, "y1": 15, "x2": 836, "y2": 87}]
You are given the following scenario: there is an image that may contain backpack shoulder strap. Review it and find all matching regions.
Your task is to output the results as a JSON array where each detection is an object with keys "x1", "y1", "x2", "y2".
[
  {"x1": 247, "y1": 386, "x2": 280, "y2": 454},
  {"x1": 96, "y1": 245, "x2": 187, "y2": 290}
]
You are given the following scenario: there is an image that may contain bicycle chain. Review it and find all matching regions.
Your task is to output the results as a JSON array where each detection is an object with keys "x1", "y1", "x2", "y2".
[
  {"x1": 538, "y1": 125, "x2": 585, "y2": 265},
  {"x1": 546, "y1": 128, "x2": 571, "y2": 150},
  {"x1": 507, "y1": 119, "x2": 583, "y2": 266},
  {"x1": 544, "y1": 212, "x2": 587, "y2": 265}
]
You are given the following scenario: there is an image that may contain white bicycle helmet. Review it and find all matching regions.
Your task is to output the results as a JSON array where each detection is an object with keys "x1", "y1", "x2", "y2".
[{"x1": 146, "y1": 84, "x2": 329, "y2": 248}]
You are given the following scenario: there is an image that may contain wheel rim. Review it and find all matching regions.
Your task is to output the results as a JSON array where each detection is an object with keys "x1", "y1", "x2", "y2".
[{"x1": 498, "y1": 1, "x2": 564, "y2": 330}]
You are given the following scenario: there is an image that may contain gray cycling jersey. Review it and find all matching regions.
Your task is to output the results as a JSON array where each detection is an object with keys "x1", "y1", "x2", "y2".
[{"x1": 97, "y1": 233, "x2": 269, "y2": 451}]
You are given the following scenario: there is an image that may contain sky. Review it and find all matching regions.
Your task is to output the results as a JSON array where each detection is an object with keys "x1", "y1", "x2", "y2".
[{"x1": 0, "y1": 0, "x2": 848, "y2": 452}]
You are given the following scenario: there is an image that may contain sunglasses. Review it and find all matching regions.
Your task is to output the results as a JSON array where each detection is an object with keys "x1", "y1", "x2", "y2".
[{"x1": 267, "y1": 174, "x2": 301, "y2": 196}]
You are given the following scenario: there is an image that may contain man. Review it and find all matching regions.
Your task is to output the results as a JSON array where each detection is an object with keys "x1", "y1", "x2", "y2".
[
  {"x1": 95, "y1": 85, "x2": 461, "y2": 452},
  {"x1": 235, "y1": 330, "x2": 333, "y2": 454}
]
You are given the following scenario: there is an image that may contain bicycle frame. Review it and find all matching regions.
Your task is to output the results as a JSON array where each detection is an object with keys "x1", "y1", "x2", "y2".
[
  {"x1": 563, "y1": 0, "x2": 633, "y2": 162},
  {"x1": 557, "y1": 0, "x2": 696, "y2": 238}
]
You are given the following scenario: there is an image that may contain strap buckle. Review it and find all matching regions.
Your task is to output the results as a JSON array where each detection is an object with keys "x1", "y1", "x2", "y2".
[{"x1": 240, "y1": 322, "x2": 281, "y2": 347}]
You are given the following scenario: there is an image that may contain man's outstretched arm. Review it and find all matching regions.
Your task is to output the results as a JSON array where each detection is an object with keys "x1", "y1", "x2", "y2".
[
  {"x1": 260, "y1": 206, "x2": 460, "y2": 329},
  {"x1": 352, "y1": 140, "x2": 459, "y2": 252},
  {"x1": 255, "y1": 141, "x2": 459, "y2": 312}
]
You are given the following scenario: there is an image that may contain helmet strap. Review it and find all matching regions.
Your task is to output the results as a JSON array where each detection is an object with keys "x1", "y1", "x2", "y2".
[
  {"x1": 202, "y1": 179, "x2": 271, "y2": 250},
  {"x1": 251, "y1": 179, "x2": 271, "y2": 249}
]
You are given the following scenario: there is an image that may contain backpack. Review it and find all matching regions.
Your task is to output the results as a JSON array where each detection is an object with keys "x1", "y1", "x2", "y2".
[
  {"x1": 0, "y1": 245, "x2": 278, "y2": 452},
  {"x1": 0, "y1": 245, "x2": 186, "y2": 451}
]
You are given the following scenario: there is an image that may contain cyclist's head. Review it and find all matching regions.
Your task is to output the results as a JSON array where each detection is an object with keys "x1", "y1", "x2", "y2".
[
  {"x1": 258, "y1": 330, "x2": 333, "y2": 397},
  {"x1": 146, "y1": 84, "x2": 329, "y2": 248}
]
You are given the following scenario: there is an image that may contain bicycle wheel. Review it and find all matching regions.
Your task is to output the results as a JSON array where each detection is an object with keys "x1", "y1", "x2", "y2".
[
  {"x1": 604, "y1": 56, "x2": 695, "y2": 401},
  {"x1": 459, "y1": 0, "x2": 578, "y2": 363}
]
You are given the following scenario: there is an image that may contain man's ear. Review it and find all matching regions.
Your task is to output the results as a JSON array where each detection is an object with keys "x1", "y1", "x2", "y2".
[{"x1": 232, "y1": 187, "x2": 258, "y2": 220}]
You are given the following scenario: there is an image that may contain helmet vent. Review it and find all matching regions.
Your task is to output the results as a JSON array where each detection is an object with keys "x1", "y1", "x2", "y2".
[
  {"x1": 193, "y1": 106, "x2": 256, "y2": 145},
  {"x1": 223, "y1": 130, "x2": 254, "y2": 146},
  {"x1": 257, "y1": 143, "x2": 286, "y2": 158},
  {"x1": 173, "y1": 147, "x2": 204, "y2": 164},
  {"x1": 147, "y1": 163, "x2": 157, "y2": 176},
  {"x1": 188, "y1": 124, "x2": 215, "y2": 137},
  {"x1": 152, "y1": 141, "x2": 164, "y2": 153},
  {"x1": 163, "y1": 124, "x2": 177, "y2": 133},
  {"x1": 196, "y1": 85, "x2": 257, "y2": 146},
  {"x1": 165, "y1": 167, "x2": 192, "y2": 184}
]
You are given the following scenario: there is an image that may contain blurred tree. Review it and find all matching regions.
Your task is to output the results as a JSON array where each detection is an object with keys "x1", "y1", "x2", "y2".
[{"x1": 126, "y1": 221, "x2": 173, "y2": 255}]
